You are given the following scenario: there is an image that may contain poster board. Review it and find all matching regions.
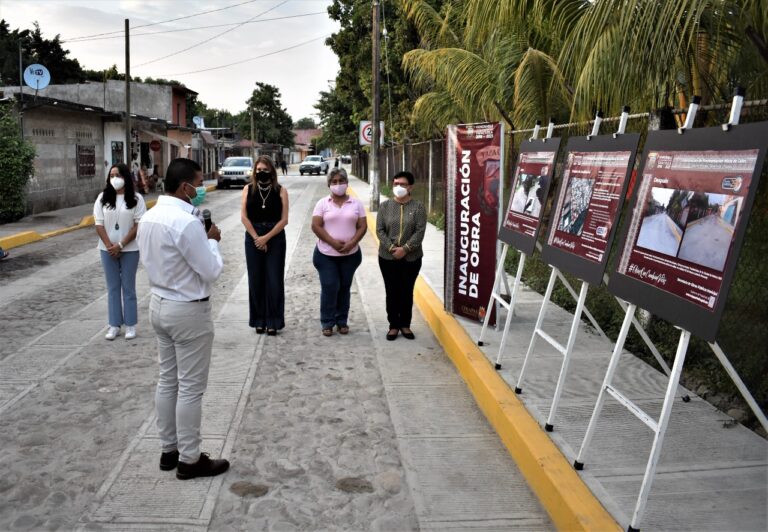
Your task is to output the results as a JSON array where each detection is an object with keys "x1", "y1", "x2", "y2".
[
  {"x1": 541, "y1": 133, "x2": 641, "y2": 284},
  {"x1": 609, "y1": 122, "x2": 768, "y2": 342},
  {"x1": 444, "y1": 122, "x2": 504, "y2": 325},
  {"x1": 499, "y1": 137, "x2": 561, "y2": 254}
]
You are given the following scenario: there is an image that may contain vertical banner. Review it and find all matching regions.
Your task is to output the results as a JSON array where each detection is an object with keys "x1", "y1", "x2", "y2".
[{"x1": 444, "y1": 122, "x2": 503, "y2": 324}]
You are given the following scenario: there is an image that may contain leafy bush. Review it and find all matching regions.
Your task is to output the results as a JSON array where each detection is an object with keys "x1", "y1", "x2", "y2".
[{"x1": 0, "y1": 102, "x2": 35, "y2": 222}]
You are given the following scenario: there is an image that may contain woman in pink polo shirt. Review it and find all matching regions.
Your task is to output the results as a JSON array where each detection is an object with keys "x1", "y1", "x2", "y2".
[{"x1": 311, "y1": 168, "x2": 368, "y2": 336}]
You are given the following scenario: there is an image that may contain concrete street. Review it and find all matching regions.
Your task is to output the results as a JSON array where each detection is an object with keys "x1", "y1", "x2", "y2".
[
  {"x1": 0, "y1": 168, "x2": 765, "y2": 531},
  {"x1": 0, "y1": 170, "x2": 552, "y2": 531},
  {"x1": 678, "y1": 214, "x2": 733, "y2": 271},
  {"x1": 636, "y1": 212, "x2": 682, "y2": 256}
]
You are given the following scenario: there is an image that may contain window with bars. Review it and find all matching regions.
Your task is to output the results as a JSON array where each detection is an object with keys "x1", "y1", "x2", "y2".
[{"x1": 77, "y1": 144, "x2": 96, "y2": 178}]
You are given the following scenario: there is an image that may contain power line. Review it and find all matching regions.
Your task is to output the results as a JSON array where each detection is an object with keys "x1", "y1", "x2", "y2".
[
  {"x1": 167, "y1": 34, "x2": 329, "y2": 77},
  {"x1": 62, "y1": 12, "x2": 326, "y2": 43},
  {"x1": 134, "y1": 0, "x2": 289, "y2": 68},
  {"x1": 62, "y1": 0, "x2": 263, "y2": 42}
]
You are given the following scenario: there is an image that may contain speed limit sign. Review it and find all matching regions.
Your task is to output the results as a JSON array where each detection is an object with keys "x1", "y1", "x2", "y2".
[{"x1": 359, "y1": 121, "x2": 384, "y2": 146}]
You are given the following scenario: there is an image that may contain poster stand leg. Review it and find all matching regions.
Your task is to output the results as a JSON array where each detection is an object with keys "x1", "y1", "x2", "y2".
[
  {"x1": 709, "y1": 342, "x2": 768, "y2": 434},
  {"x1": 574, "y1": 302, "x2": 692, "y2": 532},
  {"x1": 544, "y1": 280, "x2": 590, "y2": 431},
  {"x1": 554, "y1": 269, "x2": 607, "y2": 340},
  {"x1": 515, "y1": 267, "x2": 558, "y2": 394},
  {"x1": 478, "y1": 243, "x2": 509, "y2": 347},
  {"x1": 493, "y1": 252, "x2": 526, "y2": 369}
]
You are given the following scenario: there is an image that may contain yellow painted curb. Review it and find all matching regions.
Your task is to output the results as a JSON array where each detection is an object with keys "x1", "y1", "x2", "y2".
[{"x1": 360, "y1": 196, "x2": 620, "y2": 532}]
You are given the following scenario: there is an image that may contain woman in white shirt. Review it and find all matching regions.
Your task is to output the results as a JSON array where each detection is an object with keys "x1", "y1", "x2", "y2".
[{"x1": 94, "y1": 163, "x2": 147, "y2": 340}]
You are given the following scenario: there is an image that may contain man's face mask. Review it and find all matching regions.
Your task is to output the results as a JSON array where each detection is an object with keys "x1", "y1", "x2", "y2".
[{"x1": 184, "y1": 182, "x2": 206, "y2": 207}]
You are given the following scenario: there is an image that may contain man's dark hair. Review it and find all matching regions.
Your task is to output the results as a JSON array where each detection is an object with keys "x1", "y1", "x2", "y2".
[
  {"x1": 393, "y1": 170, "x2": 415, "y2": 185},
  {"x1": 165, "y1": 158, "x2": 202, "y2": 193}
]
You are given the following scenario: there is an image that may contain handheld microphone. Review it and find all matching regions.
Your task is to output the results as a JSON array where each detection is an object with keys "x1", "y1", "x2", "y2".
[{"x1": 202, "y1": 209, "x2": 212, "y2": 232}]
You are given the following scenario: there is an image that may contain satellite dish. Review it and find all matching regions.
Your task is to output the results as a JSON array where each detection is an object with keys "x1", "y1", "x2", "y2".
[
  {"x1": 23, "y1": 64, "x2": 51, "y2": 90},
  {"x1": 192, "y1": 115, "x2": 205, "y2": 128}
]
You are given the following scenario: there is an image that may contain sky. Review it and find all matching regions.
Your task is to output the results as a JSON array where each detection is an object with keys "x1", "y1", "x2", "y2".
[{"x1": 0, "y1": 0, "x2": 341, "y2": 122}]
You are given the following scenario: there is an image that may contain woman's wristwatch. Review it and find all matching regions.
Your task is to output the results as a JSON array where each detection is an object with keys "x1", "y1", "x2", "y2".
[{"x1": 117, "y1": 242, "x2": 124, "y2": 250}]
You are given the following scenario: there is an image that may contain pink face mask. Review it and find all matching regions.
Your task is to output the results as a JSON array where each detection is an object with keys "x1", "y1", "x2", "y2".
[{"x1": 330, "y1": 183, "x2": 348, "y2": 196}]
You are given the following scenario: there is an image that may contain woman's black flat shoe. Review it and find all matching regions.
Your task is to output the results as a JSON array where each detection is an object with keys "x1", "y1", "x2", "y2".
[
  {"x1": 267, "y1": 329, "x2": 277, "y2": 336},
  {"x1": 255, "y1": 327, "x2": 265, "y2": 334},
  {"x1": 386, "y1": 329, "x2": 399, "y2": 341},
  {"x1": 401, "y1": 329, "x2": 415, "y2": 340}
]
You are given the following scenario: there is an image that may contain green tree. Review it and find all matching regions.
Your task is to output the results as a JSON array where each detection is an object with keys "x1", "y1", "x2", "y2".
[
  {"x1": 315, "y1": 88, "x2": 357, "y2": 154},
  {"x1": 294, "y1": 117, "x2": 317, "y2": 129},
  {"x1": 0, "y1": 102, "x2": 35, "y2": 222},
  {"x1": 0, "y1": 20, "x2": 85, "y2": 86},
  {"x1": 243, "y1": 82, "x2": 294, "y2": 146}
]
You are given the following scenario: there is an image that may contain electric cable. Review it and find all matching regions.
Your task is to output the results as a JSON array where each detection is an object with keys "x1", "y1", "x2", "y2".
[
  {"x1": 63, "y1": 12, "x2": 326, "y2": 43},
  {"x1": 134, "y1": 0, "x2": 288, "y2": 68},
  {"x1": 166, "y1": 34, "x2": 329, "y2": 76},
  {"x1": 63, "y1": 0, "x2": 264, "y2": 42}
]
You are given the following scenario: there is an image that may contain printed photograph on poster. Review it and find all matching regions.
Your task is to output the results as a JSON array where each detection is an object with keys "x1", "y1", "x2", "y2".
[
  {"x1": 557, "y1": 177, "x2": 596, "y2": 236},
  {"x1": 637, "y1": 187, "x2": 743, "y2": 271},
  {"x1": 617, "y1": 149, "x2": 758, "y2": 311},
  {"x1": 510, "y1": 170, "x2": 548, "y2": 217},
  {"x1": 501, "y1": 151, "x2": 556, "y2": 241}
]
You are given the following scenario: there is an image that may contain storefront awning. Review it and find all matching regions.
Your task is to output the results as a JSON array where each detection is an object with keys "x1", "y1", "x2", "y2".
[{"x1": 139, "y1": 129, "x2": 184, "y2": 148}]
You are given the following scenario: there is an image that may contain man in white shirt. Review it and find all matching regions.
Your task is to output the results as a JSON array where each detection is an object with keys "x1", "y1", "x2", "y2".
[{"x1": 137, "y1": 158, "x2": 229, "y2": 480}]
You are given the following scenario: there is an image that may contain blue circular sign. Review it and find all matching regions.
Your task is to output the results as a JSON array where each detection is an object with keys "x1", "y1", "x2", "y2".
[{"x1": 23, "y1": 64, "x2": 51, "y2": 90}]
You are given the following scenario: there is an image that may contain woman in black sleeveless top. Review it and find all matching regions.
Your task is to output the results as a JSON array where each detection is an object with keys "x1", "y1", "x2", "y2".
[{"x1": 241, "y1": 156, "x2": 289, "y2": 334}]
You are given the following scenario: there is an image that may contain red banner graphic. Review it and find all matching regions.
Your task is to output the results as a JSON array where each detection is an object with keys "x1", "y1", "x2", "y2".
[{"x1": 445, "y1": 123, "x2": 502, "y2": 324}]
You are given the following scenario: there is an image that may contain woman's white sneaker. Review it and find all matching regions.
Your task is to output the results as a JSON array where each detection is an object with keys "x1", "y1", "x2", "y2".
[
  {"x1": 105, "y1": 326, "x2": 120, "y2": 340},
  {"x1": 125, "y1": 326, "x2": 137, "y2": 340}
]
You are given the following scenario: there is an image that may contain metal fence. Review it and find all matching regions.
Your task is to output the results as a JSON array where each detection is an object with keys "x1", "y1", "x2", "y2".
[
  {"x1": 352, "y1": 102, "x2": 768, "y2": 428},
  {"x1": 352, "y1": 139, "x2": 446, "y2": 220}
]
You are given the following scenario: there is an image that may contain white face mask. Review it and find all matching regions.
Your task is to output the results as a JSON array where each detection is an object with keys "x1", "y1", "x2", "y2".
[
  {"x1": 110, "y1": 177, "x2": 125, "y2": 191},
  {"x1": 330, "y1": 183, "x2": 348, "y2": 196},
  {"x1": 393, "y1": 185, "x2": 409, "y2": 198}
]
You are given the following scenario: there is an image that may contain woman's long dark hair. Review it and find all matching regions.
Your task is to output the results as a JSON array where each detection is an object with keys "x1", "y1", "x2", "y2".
[
  {"x1": 101, "y1": 163, "x2": 137, "y2": 209},
  {"x1": 250, "y1": 155, "x2": 279, "y2": 194}
]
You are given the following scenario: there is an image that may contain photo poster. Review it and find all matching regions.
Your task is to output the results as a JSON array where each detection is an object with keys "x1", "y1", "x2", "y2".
[
  {"x1": 444, "y1": 122, "x2": 504, "y2": 325},
  {"x1": 609, "y1": 122, "x2": 768, "y2": 342},
  {"x1": 498, "y1": 137, "x2": 561, "y2": 255},
  {"x1": 541, "y1": 133, "x2": 641, "y2": 285}
]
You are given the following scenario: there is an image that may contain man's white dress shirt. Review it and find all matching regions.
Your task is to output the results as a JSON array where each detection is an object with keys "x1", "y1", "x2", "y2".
[{"x1": 137, "y1": 195, "x2": 223, "y2": 301}]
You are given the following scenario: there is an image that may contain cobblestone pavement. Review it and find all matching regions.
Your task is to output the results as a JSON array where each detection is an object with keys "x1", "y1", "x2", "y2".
[{"x1": 0, "y1": 176, "x2": 552, "y2": 531}]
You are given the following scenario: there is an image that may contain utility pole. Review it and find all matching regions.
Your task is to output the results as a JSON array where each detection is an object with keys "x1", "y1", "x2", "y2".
[
  {"x1": 370, "y1": 0, "x2": 381, "y2": 211},
  {"x1": 124, "y1": 19, "x2": 131, "y2": 165},
  {"x1": 250, "y1": 106, "x2": 255, "y2": 159},
  {"x1": 18, "y1": 41, "x2": 24, "y2": 139}
]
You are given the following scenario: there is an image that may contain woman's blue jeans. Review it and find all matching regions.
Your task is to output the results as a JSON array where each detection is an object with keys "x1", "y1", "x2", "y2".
[
  {"x1": 100, "y1": 250, "x2": 139, "y2": 327},
  {"x1": 312, "y1": 247, "x2": 362, "y2": 329}
]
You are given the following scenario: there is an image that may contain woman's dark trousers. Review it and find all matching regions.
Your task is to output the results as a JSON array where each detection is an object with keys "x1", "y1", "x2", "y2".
[
  {"x1": 245, "y1": 229, "x2": 286, "y2": 330},
  {"x1": 378, "y1": 256, "x2": 422, "y2": 329}
]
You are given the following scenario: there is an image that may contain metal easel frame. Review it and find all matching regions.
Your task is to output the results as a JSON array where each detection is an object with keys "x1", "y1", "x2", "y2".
[
  {"x1": 574, "y1": 90, "x2": 768, "y2": 532},
  {"x1": 514, "y1": 110, "x2": 637, "y2": 432},
  {"x1": 478, "y1": 120, "x2": 547, "y2": 363}
]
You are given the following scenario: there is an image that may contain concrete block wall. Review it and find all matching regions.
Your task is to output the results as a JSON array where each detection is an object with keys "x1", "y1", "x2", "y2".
[
  {"x1": 23, "y1": 108, "x2": 105, "y2": 215},
  {"x1": 2, "y1": 81, "x2": 172, "y2": 122}
]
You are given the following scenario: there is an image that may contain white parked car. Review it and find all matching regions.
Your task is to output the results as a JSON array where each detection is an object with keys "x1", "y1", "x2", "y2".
[
  {"x1": 299, "y1": 155, "x2": 329, "y2": 175},
  {"x1": 217, "y1": 157, "x2": 253, "y2": 188}
]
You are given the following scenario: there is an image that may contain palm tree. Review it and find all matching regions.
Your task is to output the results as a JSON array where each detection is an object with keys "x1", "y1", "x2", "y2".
[{"x1": 399, "y1": 0, "x2": 768, "y2": 131}]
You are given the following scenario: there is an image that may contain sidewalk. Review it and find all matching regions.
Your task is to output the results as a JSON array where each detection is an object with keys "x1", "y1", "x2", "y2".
[{"x1": 349, "y1": 177, "x2": 767, "y2": 532}]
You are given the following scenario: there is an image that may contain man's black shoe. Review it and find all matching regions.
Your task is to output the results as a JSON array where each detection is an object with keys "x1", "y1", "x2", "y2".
[
  {"x1": 176, "y1": 452, "x2": 230, "y2": 480},
  {"x1": 159, "y1": 450, "x2": 179, "y2": 471}
]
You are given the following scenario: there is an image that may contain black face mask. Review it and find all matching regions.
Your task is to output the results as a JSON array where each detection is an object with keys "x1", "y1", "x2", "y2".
[{"x1": 256, "y1": 171, "x2": 271, "y2": 183}]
